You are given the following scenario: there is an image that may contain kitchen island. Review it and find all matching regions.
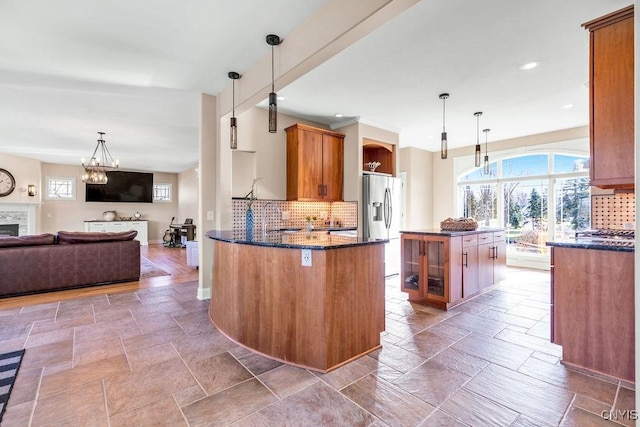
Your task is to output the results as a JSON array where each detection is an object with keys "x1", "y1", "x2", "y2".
[
  {"x1": 547, "y1": 239, "x2": 634, "y2": 382},
  {"x1": 206, "y1": 230, "x2": 386, "y2": 372},
  {"x1": 400, "y1": 229, "x2": 506, "y2": 310}
]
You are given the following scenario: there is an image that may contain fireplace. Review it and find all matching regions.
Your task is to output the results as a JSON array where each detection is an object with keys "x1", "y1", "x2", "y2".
[
  {"x1": 0, "y1": 203, "x2": 37, "y2": 235},
  {"x1": 0, "y1": 224, "x2": 19, "y2": 236}
]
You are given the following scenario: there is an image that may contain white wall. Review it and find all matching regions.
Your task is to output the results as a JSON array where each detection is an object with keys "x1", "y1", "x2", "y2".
[
  {"x1": 0, "y1": 153, "x2": 41, "y2": 204},
  {"x1": 178, "y1": 167, "x2": 198, "y2": 223},
  {"x1": 399, "y1": 147, "x2": 433, "y2": 230}
]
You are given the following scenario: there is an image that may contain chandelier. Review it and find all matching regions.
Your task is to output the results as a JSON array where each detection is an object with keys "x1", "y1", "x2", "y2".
[{"x1": 81, "y1": 132, "x2": 119, "y2": 184}]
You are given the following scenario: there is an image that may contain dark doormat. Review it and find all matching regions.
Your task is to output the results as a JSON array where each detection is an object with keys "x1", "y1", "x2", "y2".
[{"x1": 0, "y1": 349, "x2": 25, "y2": 423}]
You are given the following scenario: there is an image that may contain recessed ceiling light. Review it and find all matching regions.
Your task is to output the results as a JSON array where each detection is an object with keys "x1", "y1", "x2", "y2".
[
  {"x1": 562, "y1": 104, "x2": 574, "y2": 109},
  {"x1": 519, "y1": 61, "x2": 540, "y2": 71},
  {"x1": 334, "y1": 113, "x2": 343, "y2": 118},
  {"x1": 277, "y1": 96, "x2": 285, "y2": 101}
]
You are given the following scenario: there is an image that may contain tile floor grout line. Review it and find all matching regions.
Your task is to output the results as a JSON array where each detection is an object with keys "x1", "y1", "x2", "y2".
[
  {"x1": 611, "y1": 382, "x2": 621, "y2": 413},
  {"x1": 557, "y1": 392, "x2": 578, "y2": 426},
  {"x1": 170, "y1": 387, "x2": 191, "y2": 427},
  {"x1": 101, "y1": 378, "x2": 113, "y2": 427},
  {"x1": 26, "y1": 367, "x2": 45, "y2": 427}
]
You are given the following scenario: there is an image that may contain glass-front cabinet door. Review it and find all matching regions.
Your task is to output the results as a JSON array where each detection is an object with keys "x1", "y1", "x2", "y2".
[
  {"x1": 424, "y1": 237, "x2": 448, "y2": 302},
  {"x1": 400, "y1": 234, "x2": 423, "y2": 297}
]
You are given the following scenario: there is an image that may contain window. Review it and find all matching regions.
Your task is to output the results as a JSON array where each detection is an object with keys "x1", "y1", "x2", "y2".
[
  {"x1": 153, "y1": 183, "x2": 171, "y2": 202},
  {"x1": 460, "y1": 183, "x2": 498, "y2": 227},
  {"x1": 45, "y1": 177, "x2": 76, "y2": 200},
  {"x1": 457, "y1": 152, "x2": 590, "y2": 268},
  {"x1": 555, "y1": 176, "x2": 590, "y2": 238}
]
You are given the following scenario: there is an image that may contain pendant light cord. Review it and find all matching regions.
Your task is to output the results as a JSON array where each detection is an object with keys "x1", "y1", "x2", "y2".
[
  {"x1": 232, "y1": 79, "x2": 235, "y2": 117},
  {"x1": 476, "y1": 115, "x2": 480, "y2": 145},
  {"x1": 442, "y1": 98, "x2": 446, "y2": 132},
  {"x1": 271, "y1": 45, "x2": 275, "y2": 93}
]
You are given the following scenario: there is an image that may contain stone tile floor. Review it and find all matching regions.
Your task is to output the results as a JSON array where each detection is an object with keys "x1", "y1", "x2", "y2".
[{"x1": 0, "y1": 268, "x2": 635, "y2": 426}]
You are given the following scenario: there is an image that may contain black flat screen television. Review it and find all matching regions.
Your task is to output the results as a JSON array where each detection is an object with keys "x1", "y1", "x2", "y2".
[{"x1": 86, "y1": 171, "x2": 153, "y2": 203}]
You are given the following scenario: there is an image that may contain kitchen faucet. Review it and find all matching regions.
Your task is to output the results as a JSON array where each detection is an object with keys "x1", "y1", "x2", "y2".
[{"x1": 262, "y1": 201, "x2": 281, "y2": 239}]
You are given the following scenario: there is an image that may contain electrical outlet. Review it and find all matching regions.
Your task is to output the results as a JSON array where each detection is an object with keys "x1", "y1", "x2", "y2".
[
  {"x1": 207, "y1": 210, "x2": 215, "y2": 221},
  {"x1": 319, "y1": 211, "x2": 328, "y2": 220},
  {"x1": 281, "y1": 210, "x2": 290, "y2": 220},
  {"x1": 301, "y1": 249, "x2": 312, "y2": 267}
]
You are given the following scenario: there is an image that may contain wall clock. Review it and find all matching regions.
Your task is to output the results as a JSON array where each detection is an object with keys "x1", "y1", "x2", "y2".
[{"x1": 0, "y1": 168, "x2": 16, "y2": 197}]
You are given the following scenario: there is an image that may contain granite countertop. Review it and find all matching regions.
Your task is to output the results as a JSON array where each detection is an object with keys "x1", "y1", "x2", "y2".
[
  {"x1": 400, "y1": 228, "x2": 505, "y2": 237},
  {"x1": 546, "y1": 239, "x2": 634, "y2": 253},
  {"x1": 206, "y1": 229, "x2": 385, "y2": 250}
]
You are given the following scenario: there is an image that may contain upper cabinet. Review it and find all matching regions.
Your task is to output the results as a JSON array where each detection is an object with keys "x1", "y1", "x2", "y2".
[
  {"x1": 583, "y1": 5, "x2": 634, "y2": 189},
  {"x1": 285, "y1": 123, "x2": 345, "y2": 201}
]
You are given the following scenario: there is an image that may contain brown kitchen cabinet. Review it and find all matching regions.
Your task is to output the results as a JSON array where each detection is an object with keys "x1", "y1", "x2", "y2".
[
  {"x1": 286, "y1": 123, "x2": 345, "y2": 201},
  {"x1": 400, "y1": 233, "x2": 463, "y2": 310},
  {"x1": 401, "y1": 230, "x2": 507, "y2": 310},
  {"x1": 550, "y1": 245, "x2": 634, "y2": 381},
  {"x1": 467, "y1": 231, "x2": 506, "y2": 294},
  {"x1": 461, "y1": 234, "x2": 479, "y2": 297},
  {"x1": 477, "y1": 232, "x2": 494, "y2": 292},
  {"x1": 493, "y1": 231, "x2": 507, "y2": 283},
  {"x1": 583, "y1": 6, "x2": 634, "y2": 189}
]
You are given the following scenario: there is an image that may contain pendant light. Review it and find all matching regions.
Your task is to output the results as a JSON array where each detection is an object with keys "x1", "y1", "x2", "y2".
[
  {"x1": 81, "y1": 132, "x2": 119, "y2": 184},
  {"x1": 266, "y1": 34, "x2": 281, "y2": 133},
  {"x1": 228, "y1": 71, "x2": 241, "y2": 150},
  {"x1": 474, "y1": 112, "x2": 482, "y2": 167},
  {"x1": 439, "y1": 93, "x2": 449, "y2": 159},
  {"x1": 483, "y1": 128, "x2": 490, "y2": 174}
]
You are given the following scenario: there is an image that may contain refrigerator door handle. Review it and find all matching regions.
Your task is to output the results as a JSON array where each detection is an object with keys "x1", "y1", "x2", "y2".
[
  {"x1": 383, "y1": 187, "x2": 391, "y2": 230},
  {"x1": 387, "y1": 188, "x2": 393, "y2": 230}
]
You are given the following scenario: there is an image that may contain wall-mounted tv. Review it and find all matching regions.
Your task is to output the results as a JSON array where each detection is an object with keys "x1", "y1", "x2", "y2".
[{"x1": 86, "y1": 171, "x2": 153, "y2": 203}]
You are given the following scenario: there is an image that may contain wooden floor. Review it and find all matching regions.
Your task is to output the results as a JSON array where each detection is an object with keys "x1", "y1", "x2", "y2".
[{"x1": 0, "y1": 243, "x2": 199, "y2": 310}]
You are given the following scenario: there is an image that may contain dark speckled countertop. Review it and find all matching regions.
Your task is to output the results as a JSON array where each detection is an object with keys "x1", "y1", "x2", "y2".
[
  {"x1": 206, "y1": 229, "x2": 386, "y2": 250},
  {"x1": 546, "y1": 239, "x2": 634, "y2": 253},
  {"x1": 400, "y1": 228, "x2": 505, "y2": 237}
]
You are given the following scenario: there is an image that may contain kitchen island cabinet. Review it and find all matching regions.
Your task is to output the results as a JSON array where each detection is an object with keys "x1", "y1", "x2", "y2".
[
  {"x1": 583, "y1": 5, "x2": 634, "y2": 189},
  {"x1": 547, "y1": 241, "x2": 634, "y2": 381},
  {"x1": 400, "y1": 229, "x2": 506, "y2": 310},
  {"x1": 285, "y1": 123, "x2": 345, "y2": 201},
  {"x1": 206, "y1": 230, "x2": 385, "y2": 373},
  {"x1": 478, "y1": 230, "x2": 506, "y2": 291}
]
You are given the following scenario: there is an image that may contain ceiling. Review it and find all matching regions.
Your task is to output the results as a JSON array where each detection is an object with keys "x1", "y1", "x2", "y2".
[{"x1": 0, "y1": 0, "x2": 632, "y2": 173}]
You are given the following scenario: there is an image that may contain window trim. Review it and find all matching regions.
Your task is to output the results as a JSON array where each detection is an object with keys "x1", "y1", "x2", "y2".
[
  {"x1": 44, "y1": 176, "x2": 76, "y2": 201},
  {"x1": 153, "y1": 183, "x2": 172, "y2": 202}
]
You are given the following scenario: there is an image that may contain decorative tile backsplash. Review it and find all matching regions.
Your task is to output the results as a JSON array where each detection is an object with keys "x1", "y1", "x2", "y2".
[
  {"x1": 232, "y1": 199, "x2": 357, "y2": 232},
  {"x1": 591, "y1": 193, "x2": 635, "y2": 229}
]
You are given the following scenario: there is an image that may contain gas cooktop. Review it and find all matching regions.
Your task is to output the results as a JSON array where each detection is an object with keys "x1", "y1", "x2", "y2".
[{"x1": 575, "y1": 229, "x2": 635, "y2": 248}]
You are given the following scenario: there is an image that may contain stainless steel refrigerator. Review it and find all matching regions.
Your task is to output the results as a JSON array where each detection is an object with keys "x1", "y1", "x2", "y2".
[{"x1": 363, "y1": 174, "x2": 402, "y2": 276}]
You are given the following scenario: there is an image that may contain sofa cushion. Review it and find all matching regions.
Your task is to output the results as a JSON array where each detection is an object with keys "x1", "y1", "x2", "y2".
[
  {"x1": 57, "y1": 230, "x2": 138, "y2": 244},
  {"x1": 0, "y1": 233, "x2": 56, "y2": 248}
]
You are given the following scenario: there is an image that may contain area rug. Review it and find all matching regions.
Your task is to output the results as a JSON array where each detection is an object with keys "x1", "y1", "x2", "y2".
[
  {"x1": 0, "y1": 349, "x2": 25, "y2": 423},
  {"x1": 140, "y1": 257, "x2": 172, "y2": 279}
]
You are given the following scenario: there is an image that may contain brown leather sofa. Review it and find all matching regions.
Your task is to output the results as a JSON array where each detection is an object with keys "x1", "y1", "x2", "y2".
[{"x1": 0, "y1": 230, "x2": 140, "y2": 298}]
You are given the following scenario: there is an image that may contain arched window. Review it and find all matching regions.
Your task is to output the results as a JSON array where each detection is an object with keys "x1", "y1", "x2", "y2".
[{"x1": 457, "y1": 152, "x2": 590, "y2": 269}]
